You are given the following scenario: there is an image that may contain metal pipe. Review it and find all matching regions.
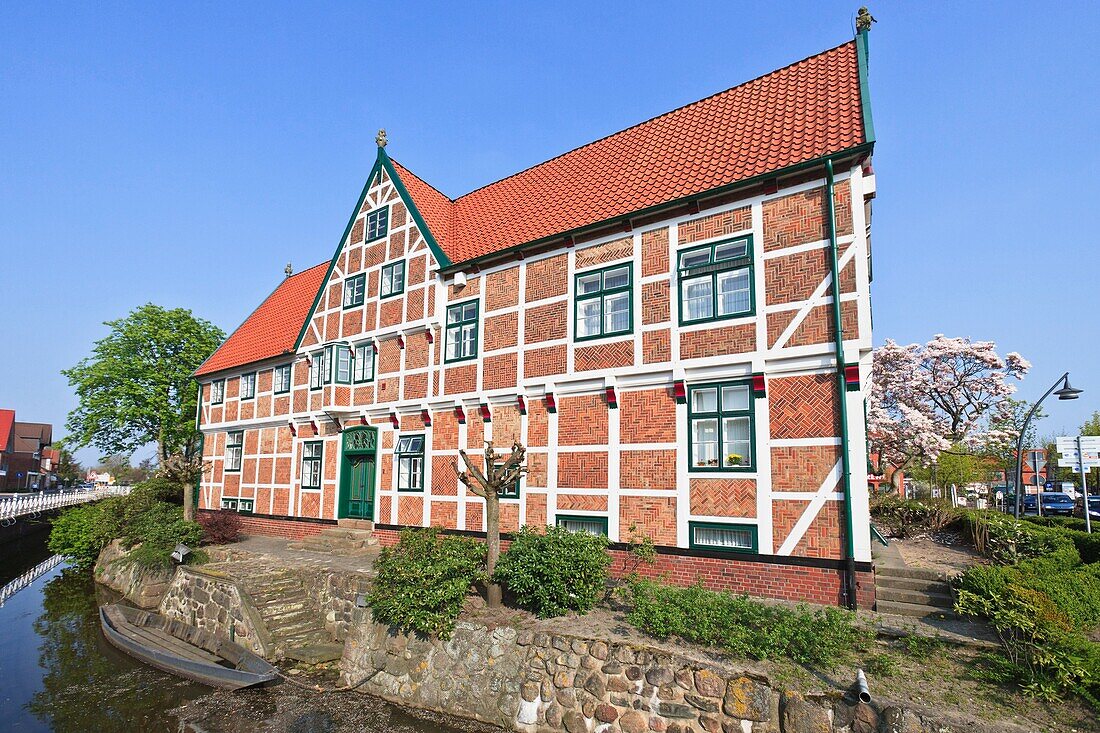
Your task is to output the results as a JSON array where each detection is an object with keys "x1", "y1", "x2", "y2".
[
  {"x1": 1013, "y1": 372, "x2": 1068, "y2": 518},
  {"x1": 855, "y1": 669, "x2": 871, "y2": 703},
  {"x1": 825, "y1": 158, "x2": 859, "y2": 610}
]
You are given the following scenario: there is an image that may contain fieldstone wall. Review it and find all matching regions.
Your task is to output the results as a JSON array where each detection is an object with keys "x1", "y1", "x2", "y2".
[
  {"x1": 297, "y1": 569, "x2": 372, "y2": 642},
  {"x1": 94, "y1": 540, "x2": 173, "y2": 608},
  {"x1": 341, "y1": 616, "x2": 950, "y2": 733},
  {"x1": 159, "y1": 566, "x2": 273, "y2": 658}
]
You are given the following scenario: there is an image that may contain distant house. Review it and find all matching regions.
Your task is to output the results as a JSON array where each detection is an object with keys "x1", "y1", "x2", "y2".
[
  {"x1": 0, "y1": 410, "x2": 56, "y2": 490},
  {"x1": 86, "y1": 471, "x2": 115, "y2": 487}
]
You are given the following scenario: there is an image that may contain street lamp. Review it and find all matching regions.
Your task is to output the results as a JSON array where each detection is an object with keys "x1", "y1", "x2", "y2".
[{"x1": 1014, "y1": 373, "x2": 1082, "y2": 517}]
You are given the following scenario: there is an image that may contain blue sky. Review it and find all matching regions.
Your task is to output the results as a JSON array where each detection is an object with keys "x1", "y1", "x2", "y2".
[{"x1": 2, "y1": 2, "x2": 1098, "y2": 467}]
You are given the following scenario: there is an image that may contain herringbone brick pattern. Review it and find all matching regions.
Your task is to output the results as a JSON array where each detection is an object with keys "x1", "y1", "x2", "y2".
[
  {"x1": 380, "y1": 298, "x2": 403, "y2": 328},
  {"x1": 679, "y1": 207, "x2": 752, "y2": 244},
  {"x1": 526, "y1": 452, "x2": 548, "y2": 486},
  {"x1": 558, "y1": 451, "x2": 608, "y2": 489},
  {"x1": 485, "y1": 267, "x2": 520, "y2": 311},
  {"x1": 527, "y1": 401, "x2": 548, "y2": 447},
  {"x1": 402, "y1": 372, "x2": 427, "y2": 400},
  {"x1": 523, "y1": 344, "x2": 567, "y2": 379},
  {"x1": 770, "y1": 446, "x2": 841, "y2": 491},
  {"x1": 558, "y1": 394, "x2": 608, "y2": 445},
  {"x1": 642, "y1": 227, "x2": 669, "y2": 276},
  {"x1": 620, "y1": 388, "x2": 676, "y2": 444},
  {"x1": 679, "y1": 323, "x2": 755, "y2": 360},
  {"x1": 404, "y1": 288, "x2": 424, "y2": 322},
  {"x1": 643, "y1": 329, "x2": 671, "y2": 364},
  {"x1": 574, "y1": 340, "x2": 634, "y2": 372},
  {"x1": 449, "y1": 275, "x2": 479, "y2": 300},
  {"x1": 378, "y1": 339, "x2": 401, "y2": 374},
  {"x1": 350, "y1": 218, "x2": 365, "y2": 244},
  {"x1": 482, "y1": 352, "x2": 517, "y2": 390},
  {"x1": 621, "y1": 449, "x2": 676, "y2": 490},
  {"x1": 762, "y1": 182, "x2": 852, "y2": 252},
  {"x1": 391, "y1": 202, "x2": 407, "y2": 228},
  {"x1": 765, "y1": 247, "x2": 831, "y2": 305},
  {"x1": 769, "y1": 373, "x2": 838, "y2": 439},
  {"x1": 376, "y1": 377, "x2": 399, "y2": 403},
  {"x1": 620, "y1": 496, "x2": 677, "y2": 546},
  {"x1": 526, "y1": 493, "x2": 547, "y2": 527},
  {"x1": 430, "y1": 501, "x2": 458, "y2": 529},
  {"x1": 642, "y1": 280, "x2": 670, "y2": 324},
  {"x1": 407, "y1": 254, "x2": 426, "y2": 286},
  {"x1": 557, "y1": 494, "x2": 608, "y2": 512},
  {"x1": 493, "y1": 404, "x2": 522, "y2": 443},
  {"x1": 432, "y1": 456, "x2": 458, "y2": 495},
  {"x1": 525, "y1": 301, "x2": 567, "y2": 343},
  {"x1": 342, "y1": 309, "x2": 363, "y2": 338},
  {"x1": 388, "y1": 229, "x2": 406, "y2": 260},
  {"x1": 525, "y1": 254, "x2": 568, "y2": 301},
  {"x1": 575, "y1": 236, "x2": 633, "y2": 269},
  {"x1": 443, "y1": 363, "x2": 477, "y2": 395},
  {"x1": 689, "y1": 478, "x2": 757, "y2": 517},
  {"x1": 484, "y1": 312, "x2": 518, "y2": 351},
  {"x1": 405, "y1": 332, "x2": 429, "y2": 370},
  {"x1": 378, "y1": 495, "x2": 392, "y2": 523}
]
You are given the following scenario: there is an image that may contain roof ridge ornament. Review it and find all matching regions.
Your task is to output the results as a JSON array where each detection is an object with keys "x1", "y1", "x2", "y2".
[
  {"x1": 856, "y1": 6, "x2": 876, "y2": 32},
  {"x1": 376, "y1": 129, "x2": 388, "y2": 148},
  {"x1": 284, "y1": 262, "x2": 293, "y2": 278}
]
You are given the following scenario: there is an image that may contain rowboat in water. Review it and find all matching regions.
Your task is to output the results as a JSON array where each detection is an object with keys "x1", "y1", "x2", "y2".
[{"x1": 99, "y1": 603, "x2": 279, "y2": 690}]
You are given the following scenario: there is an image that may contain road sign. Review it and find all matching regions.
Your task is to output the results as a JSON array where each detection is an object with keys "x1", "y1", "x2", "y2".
[{"x1": 1059, "y1": 436, "x2": 1100, "y2": 451}]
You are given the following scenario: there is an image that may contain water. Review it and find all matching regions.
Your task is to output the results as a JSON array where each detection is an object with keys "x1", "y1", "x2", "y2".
[{"x1": 0, "y1": 532, "x2": 495, "y2": 733}]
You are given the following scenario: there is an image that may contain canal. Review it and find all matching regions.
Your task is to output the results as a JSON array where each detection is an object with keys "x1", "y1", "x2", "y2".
[{"x1": 0, "y1": 531, "x2": 495, "y2": 732}]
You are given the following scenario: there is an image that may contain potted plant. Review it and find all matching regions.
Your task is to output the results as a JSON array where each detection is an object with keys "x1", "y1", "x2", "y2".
[{"x1": 726, "y1": 453, "x2": 743, "y2": 467}]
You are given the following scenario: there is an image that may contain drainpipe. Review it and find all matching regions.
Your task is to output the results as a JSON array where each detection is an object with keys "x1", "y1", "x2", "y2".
[{"x1": 825, "y1": 158, "x2": 859, "y2": 610}]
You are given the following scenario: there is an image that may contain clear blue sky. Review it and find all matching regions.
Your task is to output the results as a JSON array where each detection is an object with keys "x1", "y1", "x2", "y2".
[{"x1": 2, "y1": 2, "x2": 1098, "y2": 467}]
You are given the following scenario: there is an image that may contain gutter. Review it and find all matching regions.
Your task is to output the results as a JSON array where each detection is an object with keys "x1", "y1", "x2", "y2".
[{"x1": 825, "y1": 158, "x2": 859, "y2": 610}]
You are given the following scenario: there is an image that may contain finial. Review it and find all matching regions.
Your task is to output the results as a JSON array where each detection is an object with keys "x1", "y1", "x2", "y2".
[
  {"x1": 856, "y1": 6, "x2": 876, "y2": 32},
  {"x1": 285, "y1": 263, "x2": 293, "y2": 278},
  {"x1": 376, "y1": 129, "x2": 388, "y2": 148}
]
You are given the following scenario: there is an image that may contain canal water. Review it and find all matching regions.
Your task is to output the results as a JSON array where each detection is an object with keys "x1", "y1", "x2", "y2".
[{"x1": 0, "y1": 532, "x2": 494, "y2": 733}]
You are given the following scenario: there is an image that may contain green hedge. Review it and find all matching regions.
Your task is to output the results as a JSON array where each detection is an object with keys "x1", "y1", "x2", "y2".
[{"x1": 493, "y1": 525, "x2": 611, "y2": 617}]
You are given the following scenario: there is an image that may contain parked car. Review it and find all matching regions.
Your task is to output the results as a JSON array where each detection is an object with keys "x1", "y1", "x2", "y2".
[
  {"x1": 1076, "y1": 496, "x2": 1100, "y2": 521},
  {"x1": 1039, "y1": 492, "x2": 1075, "y2": 516},
  {"x1": 1021, "y1": 494, "x2": 1038, "y2": 514}
]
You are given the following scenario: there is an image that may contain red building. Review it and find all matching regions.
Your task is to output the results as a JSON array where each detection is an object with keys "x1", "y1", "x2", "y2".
[
  {"x1": 195, "y1": 28, "x2": 879, "y2": 608},
  {"x1": 0, "y1": 410, "x2": 56, "y2": 490}
]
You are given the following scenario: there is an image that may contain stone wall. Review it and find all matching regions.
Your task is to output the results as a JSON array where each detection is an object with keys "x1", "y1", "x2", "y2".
[
  {"x1": 94, "y1": 540, "x2": 173, "y2": 609},
  {"x1": 341, "y1": 616, "x2": 950, "y2": 733},
  {"x1": 158, "y1": 566, "x2": 273, "y2": 658},
  {"x1": 297, "y1": 569, "x2": 372, "y2": 642}
]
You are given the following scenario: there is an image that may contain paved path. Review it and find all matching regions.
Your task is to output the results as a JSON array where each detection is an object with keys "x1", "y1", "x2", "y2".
[{"x1": 209, "y1": 534, "x2": 379, "y2": 576}]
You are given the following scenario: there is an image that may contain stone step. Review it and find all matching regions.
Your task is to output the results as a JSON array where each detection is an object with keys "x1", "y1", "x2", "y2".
[
  {"x1": 338, "y1": 518, "x2": 374, "y2": 531},
  {"x1": 876, "y1": 565, "x2": 950, "y2": 583},
  {"x1": 284, "y1": 642, "x2": 344, "y2": 664},
  {"x1": 319, "y1": 527, "x2": 374, "y2": 541},
  {"x1": 877, "y1": 586, "x2": 953, "y2": 609},
  {"x1": 260, "y1": 600, "x2": 312, "y2": 617},
  {"x1": 269, "y1": 620, "x2": 325, "y2": 640},
  {"x1": 876, "y1": 599, "x2": 956, "y2": 619},
  {"x1": 875, "y1": 575, "x2": 950, "y2": 594}
]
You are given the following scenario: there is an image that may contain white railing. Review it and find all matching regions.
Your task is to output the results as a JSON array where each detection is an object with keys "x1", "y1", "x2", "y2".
[
  {"x1": 0, "y1": 486, "x2": 132, "y2": 525},
  {"x1": 0, "y1": 554, "x2": 65, "y2": 607}
]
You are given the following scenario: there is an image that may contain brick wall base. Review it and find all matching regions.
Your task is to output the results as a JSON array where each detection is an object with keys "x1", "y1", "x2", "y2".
[
  {"x1": 199, "y1": 509, "x2": 335, "y2": 540},
  {"x1": 371, "y1": 526, "x2": 876, "y2": 609}
]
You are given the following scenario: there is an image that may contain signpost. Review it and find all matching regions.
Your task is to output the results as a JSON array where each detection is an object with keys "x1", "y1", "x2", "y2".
[{"x1": 1057, "y1": 436, "x2": 1099, "y2": 533}]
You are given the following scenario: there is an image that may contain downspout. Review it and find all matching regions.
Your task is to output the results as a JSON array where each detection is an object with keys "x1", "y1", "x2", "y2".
[{"x1": 825, "y1": 158, "x2": 859, "y2": 610}]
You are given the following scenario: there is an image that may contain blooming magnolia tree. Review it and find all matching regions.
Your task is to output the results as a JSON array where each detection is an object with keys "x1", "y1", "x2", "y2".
[{"x1": 868, "y1": 335, "x2": 1030, "y2": 491}]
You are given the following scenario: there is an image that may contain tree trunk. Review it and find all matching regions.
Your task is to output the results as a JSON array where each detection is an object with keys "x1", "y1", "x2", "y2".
[{"x1": 485, "y1": 491, "x2": 502, "y2": 608}]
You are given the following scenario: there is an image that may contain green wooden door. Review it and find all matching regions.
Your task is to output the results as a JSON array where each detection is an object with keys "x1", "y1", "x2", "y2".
[{"x1": 339, "y1": 426, "x2": 378, "y2": 520}]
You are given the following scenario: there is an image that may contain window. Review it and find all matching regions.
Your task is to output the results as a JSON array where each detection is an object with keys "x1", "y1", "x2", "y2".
[
  {"x1": 221, "y1": 498, "x2": 255, "y2": 514},
  {"x1": 678, "y1": 236, "x2": 753, "y2": 324},
  {"x1": 445, "y1": 300, "x2": 479, "y2": 363},
  {"x1": 689, "y1": 521, "x2": 757, "y2": 553},
  {"x1": 353, "y1": 343, "x2": 375, "y2": 383},
  {"x1": 301, "y1": 441, "x2": 322, "y2": 489},
  {"x1": 343, "y1": 274, "x2": 366, "y2": 308},
  {"x1": 240, "y1": 372, "x2": 256, "y2": 400},
  {"x1": 395, "y1": 434, "x2": 425, "y2": 491},
  {"x1": 380, "y1": 261, "x2": 405, "y2": 298},
  {"x1": 273, "y1": 364, "x2": 292, "y2": 394},
  {"x1": 225, "y1": 431, "x2": 243, "y2": 472},
  {"x1": 494, "y1": 460, "x2": 520, "y2": 499},
  {"x1": 366, "y1": 206, "x2": 389, "y2": 242},
  {"x1": 556, "y1": 515, "x2": 608, "y2": 536},
  {"x1": 211, "y1": 380, "x2": 224, "y2": 405},
  {"x1": 688, "y1": 381, "x2": 754, "y2": 471},
  {"x1": 309, "y1": 349, "x2": 328, "y2": 389},
  {"x1": 575, "y1": 263, "x2": 632, "y2": 340},
  {"x1": 334, "y1": 345, "x2": 352, "y2": 384}
]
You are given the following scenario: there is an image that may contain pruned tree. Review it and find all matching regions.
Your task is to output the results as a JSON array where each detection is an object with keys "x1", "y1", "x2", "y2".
[
  {"x1": 868, "y1": 335, "x2": 1030, "y2": 492},
  {"x1": 454, "y1": 441, "x2": 528, "y2": 608}
]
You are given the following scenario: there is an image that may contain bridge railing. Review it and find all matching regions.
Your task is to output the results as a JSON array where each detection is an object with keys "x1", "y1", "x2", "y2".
[
  {"x1": 0, "y1": 554, "x2": 65, "y2": 607},
  {"x1": 0, "y1": 486, "x2": 133, "y2": 524}
]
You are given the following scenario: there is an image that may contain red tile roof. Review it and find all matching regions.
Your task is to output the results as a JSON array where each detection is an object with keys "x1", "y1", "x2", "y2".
[
  {"x1": 195, "y1": 262, "x2": 328, "y2": 377},
  {"x1": 395, "y1": 40, "x2": 866, "y2": 264},
  {"x1": 0, "y1": 409, "x2": 14, "y2": 452}
]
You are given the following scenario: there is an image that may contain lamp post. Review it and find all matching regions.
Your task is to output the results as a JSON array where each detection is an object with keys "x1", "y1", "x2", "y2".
[{"x1": 1014, "y1": 373, "x2": 1082, "y2": 518}]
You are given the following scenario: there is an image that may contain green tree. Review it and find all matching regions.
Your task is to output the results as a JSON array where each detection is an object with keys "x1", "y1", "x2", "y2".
[
  {"x1": 54, "y1": 447, "x2": 83, "y2": 485},
  {"x1": 62, "y1": 304, "x2": 223, "y2": 516}
]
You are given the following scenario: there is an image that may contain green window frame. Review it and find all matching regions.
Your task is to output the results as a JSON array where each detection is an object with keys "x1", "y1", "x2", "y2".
[
  {"x1": 444, "y1": 299, "x2": 479, "y2": 363},
  {"x1": 366, "y1": 206, "x2": 389, "y2": 242},
  {"x1": 494, "y1": 460, "x2": 520, "y2": 499},
  {"x1": 211, "y1": 379, "x2": 225, "y2": 405},
  {"x1": 353, "y1": 343, "x2": 375, "y2": 383},
  {"x1": 395, "y1": 434, "x2": 425, "y2": 491},
  {"x1": 343, "y1": 274, "x2": 366, "y2": 308},
  {"x1": 556, "y1": 514, "x2": 609, "y2": 536},
  {"x1": 677, "y1": 236, "x2": 754, "y2": 326},
  {"x1": 301, "y1": 441, "x2": 323, "y2": 489},
  {"x1": 240, "y1": 372, "x2": 256, "y2": 400},
  {"x1": 574, "y1": 262, "x2": 633, "y2": 341},
  {"x1": 309, "y1": 349, "x2": 327, "y2": 390},
  {"x1": 273, "y1": 364, "x2": 292, "y2": 394},
  {"x1": 225, "y1": 431, "x2": 243, "y2": 472},
  {"x1": 380, "y1": 260, "x2": 405, "y2": 299},
  {"x1": 688, "y1": 521, "x2": 758, "y2": 553},
  {"x1": 334, "y1": 345, "x2": 352, "y2": 384},
  {"x1": 687, "y1": 380, "x2": 755, "y2": 472},
  {"x1": 220, "y1": 497, "x2": 255, "y2": 514}
]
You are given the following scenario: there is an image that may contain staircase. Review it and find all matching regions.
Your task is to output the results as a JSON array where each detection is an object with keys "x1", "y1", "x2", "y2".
[
  {"x1": 287, "y1": 522, "x2": 378, "y2": 557},
  {"x1": 237, "y1": 567, "x2": 343, "y2": 663},
  {"x1": 875, "y1": 565, "x2": 955, "y2": 618}
]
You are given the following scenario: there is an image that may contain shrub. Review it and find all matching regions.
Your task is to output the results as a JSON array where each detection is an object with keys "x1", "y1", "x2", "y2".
[
  {"x1": 622, "y1": 579, "x2": 868, "y2": 667},
  {"x1": 197, "y1": 509, "x2": 242, "y2": 545},
  {"x1": 962, "y1": 511, "x2": 1078, "y2": 565},
  {"x1": 128, "y1": 476, "x2": 184, "y2": 505},
  {"x1": 117, "y1": 502, "x2": 205, "y2": 571},
  {"x1": 367, "y1": 528, "x2": 486, "y2": 638},
  {"x1": 48, "y1": 503, "x2": 117, "y2": 567},
  {"x1": 493, "y1": 525, "x2": 612, "y2": 618},
  {"x1": 870, "y1": 495, "x2": 960, "y2": 538},
  {"x1": 957, "y1": 559, "x2": 1100, "y2": 630}
]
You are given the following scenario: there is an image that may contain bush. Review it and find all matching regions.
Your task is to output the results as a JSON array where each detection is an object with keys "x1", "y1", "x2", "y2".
[
  {"x1": 622, "y1": 579, "x2": 867, "y2": 667},
  {"x1": 197, "y1": 509, "x2": 242, "y2": 545},
  {"x1": 962, "y1": 511, "x2": 1078, "y2": 565},
  {"x1": 128, "y1": 476, "x2": 184, "y2": 505},
  {"x1": 48, "y1": 503, "x2": 117, "y2": 567},
  {"x1": 493, "y1": 525, "x2": 612, "y2": 618},
  {"x1": 957, "y1": 561, "x2": 1100, "y2": 630},
  {"x1": 870, "y1": 495, "x2": 960, "y2": 538},
  {"x1": 367, "y1": 528, "x2": 486, "y2": 638},
  {"x1": 118, "y1": 502, "x2": 205, "y2": 571}
]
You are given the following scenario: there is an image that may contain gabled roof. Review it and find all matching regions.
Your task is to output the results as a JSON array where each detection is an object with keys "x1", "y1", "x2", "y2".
[
  {"x1": 12, "y1": 422, "x2": 51, "y2": 452},
  {"x1": 0, "y1": 409, "x2": 14, "y2": 452},
  {"x1": 393, "y1": 39, "x2": 868, "y2": 264},
  {"x1": 195, "y1": 262, "x2": 328, "y2": 377}
]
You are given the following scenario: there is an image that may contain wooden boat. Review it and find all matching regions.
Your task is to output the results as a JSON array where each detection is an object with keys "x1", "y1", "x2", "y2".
[{"x1": 99, "y1": 604, "x2": 279, "y2": 690}]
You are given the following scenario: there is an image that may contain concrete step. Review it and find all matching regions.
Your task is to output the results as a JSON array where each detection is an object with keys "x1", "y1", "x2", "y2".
[
  {"x1": 284, "y1": 642, "x2": 344, "y2": 664},
  {"x1": 877, "y1": 586, "x2": 953, "y2": 609},
  {"x1": 876, "y1": 565, "x2": 950, "y2": 583},
  {"x1": 319, "y1": 527, "x2": 374, "y2": 541},
  {"x1": 338, "y1": 518, "x2": 374, "y2": 531},
  {"x1": 876, "y1": 599, "x2": 956, "y2": 619},
  {"x1": 876, "y1": 575, "x2": 950, "y2": 594}
]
